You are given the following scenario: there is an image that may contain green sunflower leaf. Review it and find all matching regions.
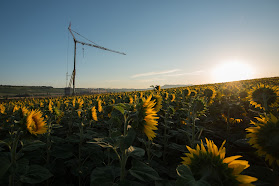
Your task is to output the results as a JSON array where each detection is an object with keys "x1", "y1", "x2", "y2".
[
  {"x1": 90, "y1": 166, "x2": 120, "y2": 186},
  {"x1": 113, "y1": 105, "x2": 125, "y2": 115},
  {"x1": 20, "y1": 165, "x2": 53, "y2": 184},
  {"x1": 22, "y1": 140, "x2": 45, "y2": 151},
  {"x1": 0, "y1": 156, "x2": 10, "y2": 178},
  {"x1": 128, "y1": 160, "x2": 161, "y2": 182},
  {"x1": 176, "y1": 165, "x2": 210, "y2": 186},
  {"x1": 127, "y1": 146, "x2": 145, "y2": 158}
]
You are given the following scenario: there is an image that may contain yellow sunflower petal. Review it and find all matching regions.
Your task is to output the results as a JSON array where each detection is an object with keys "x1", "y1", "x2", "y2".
[{"x1": 236, "y1": 175, "x2": 258, "y2": 184}]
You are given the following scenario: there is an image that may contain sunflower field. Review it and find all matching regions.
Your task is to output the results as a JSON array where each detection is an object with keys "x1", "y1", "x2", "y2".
[{"x1": 0, "y1": 77, "x2": 279, "y2": 186}]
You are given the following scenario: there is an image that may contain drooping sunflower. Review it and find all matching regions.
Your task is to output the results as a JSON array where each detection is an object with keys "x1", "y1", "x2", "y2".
[
  {"x1": 54, "y1": 107, "x2": 64, "y2": 124},
  {"x1": 246, "y1": 113, "x2": 279, "y2": 166},
  {"x1": 248, "y1": 84, "x2": 278, "y2": 110},
  {"x1": 170, "y1": 94, "x2": 176, "y2": 102},
  {"x1": 152, "y1": 95, "x2": 162, "y2": 112},
  {"x1": 203, "y1": 86, "x2": 217, "y2": 104},
  {"x1": 181, "y1": 138, "x2": 257, "y2": 186},
  {"x1": 26, "y1": 110, "x2": 47, "y2": 135},
  {"x1": 91, "y1": 106, "x2": 98, "y2": 121},
  {"x1": 136, "y1": 95, "x2": 159, "y2": 141},
  {"x1": 164, "y1": 92, "x2": 169, "y2": 100},
  {"x1": 183, "y1": 87, "x2": 191, "y2": 97}
]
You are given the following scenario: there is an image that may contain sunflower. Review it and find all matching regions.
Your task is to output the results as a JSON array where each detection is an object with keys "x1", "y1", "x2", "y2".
[
  {"x1": 164, "y1": 92, "x2": 169, "y2": 100},
  {"x1": 248, "y1": 84, "x2": 278, "y2": 110},
  {"x1": 203, "y1": 87, "x2": 217, "y2": 104},
  {"x1": 21, "y1": 106, "x2": 29, "y2": 116},
  {"x1": 190, "y1": 90, "x2": 197, "y2": 97},
  {"x1": 170, "y1": 94, "x2": 176, "y2": 102},
  {"x1": 129, "y1": 97, "x2": 133, "y2": 104},
  {"x1": 91, "y1": 106, "x2": 98, "y2": 121},
  {"x1": 77, "y1": 98, "x2": 84, "y2": 108},
  {"x1": 183, "y1": 87, "x2": 191, "y2": 97},
  {"x1": 0, "y1": 104, "x2": 5, "y2": 114},
  {"x1": 152, "y1": 95, "x2": 162, "y2": 112},
  {"x1": 181, "y1": 138, "x2": 257, "y2": 186},
  {"x1": 137, "y1": 95, "x2": 159, "y2": 141},
  {"x1": 13, "y1": 105, "x2": 20, "y2": 113},
  {"x1": 26, "y1": 110, "x2": 47, "y2": 135},
  {"x1": 72, "y1": 98, "x2": 76, "y2": 107},
  {"x1": 190, "y1": 98, "x2": 207, "y2": 116},
  {"x1": 48, "y1": 100, "x2": 53, "y2": 113},
  {"x1": 246, "y1": 113, "x2": 279, "y2": 166},
  {"x1": 54, "y1": 107, "x2": 64, "y2": 124},
  {"x1": 97, "y1": 99, "x2": 103, "y2": 113}
]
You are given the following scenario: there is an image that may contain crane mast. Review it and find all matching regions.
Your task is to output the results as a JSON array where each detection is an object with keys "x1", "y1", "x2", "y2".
[{"x1": 67, "y1": 23, "x2": 126, "y2": 96}]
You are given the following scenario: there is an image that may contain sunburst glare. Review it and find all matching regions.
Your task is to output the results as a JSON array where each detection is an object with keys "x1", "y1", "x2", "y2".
[{"x1": 211, "y1": 60, "x2": 254, "y2": 83}]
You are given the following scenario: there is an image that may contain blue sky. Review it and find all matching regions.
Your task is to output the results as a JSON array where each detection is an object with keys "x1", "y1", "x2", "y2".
[{"x1": 0, "y1": 1, "x2": 279, "y2": 89}]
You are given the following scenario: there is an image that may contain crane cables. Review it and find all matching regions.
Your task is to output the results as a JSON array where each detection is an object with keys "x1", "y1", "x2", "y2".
[{"x1": 71, "y1": 29, "x2": 100, "y2": 46}]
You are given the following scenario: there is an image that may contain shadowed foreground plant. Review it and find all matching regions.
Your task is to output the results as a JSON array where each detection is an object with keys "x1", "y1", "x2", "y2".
[
  {"x1": 246, "y1": 113, "x2": 279, "y2": 166},
  {"x1": 178, "y1": 138, "x2": 257, "y2": 186},
  {"x1": 248, "y1": 84, "x2": 278, "y2": 111}
]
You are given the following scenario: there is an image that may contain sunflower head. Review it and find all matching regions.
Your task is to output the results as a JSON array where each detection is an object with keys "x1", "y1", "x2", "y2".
[
  {"x1": 181, "y1": 138, "x2": 257, "y2": 186},
  {"x1": 54, "y1": 107, "x2": 64, "y2": 124},
  {"x1": 164, "y1": 92, "x2": 169, "y2": 100},
  {"x1": 129, "y1": 97, "x2": 133, "y2": 104},
  {"x1": 203, "y1": 87, "x2": 216, "y2": 101},
  {"x1": 183, "y1": 88, "x2": 191, "y2": 97},
  {"x1": 191, "y1": 98, "x2": 207, "y2": 116},
  {"x1": 97, "y1": 99, "x2": 103, "y2": 113},
  {"x1": 26, "y1": 110, "x2": 47, "y2": 135},
  {"x1": 248, "y1": 84, "x2": 278, "y2": 110},
  {"x1": 136, "y1": 95, "x2": 159, "y2": 141},
  {"x1": 21, "y1": 106, "x2": 29, "y2": 117},
  {"x1": 48, "y1": 100, "x2": 53, "y2": 113},
  {"x1": 0, "y1": 104, "x2": 5, "y2": 114},
  {"x1": 152, "y1": 95, "x2": 162, "y2": 112},
  {"x1": 155, "y1": 85, "x2": 161, "y2": 91},
  {"x1": 190, "y1": 90, "x2": 197, "y2": 97},
  {"x1": 91, "y1": 106, "x2": 98, "y2": 121},
  {"x1": 239, "y1": 91, "x2": 248, "y2": 99},
  {"x1": 170, "y1": 94, "x2": 176, "y2": 102},
  {"x1": 222, "y1": 103, "x2": 246, "y2": 124},
  {"x1": 246, "y1": 113, "x2": 279, "y2": 166},
  {"x1": 77, "y1": 98, "x2": 84, "y2": 109}
]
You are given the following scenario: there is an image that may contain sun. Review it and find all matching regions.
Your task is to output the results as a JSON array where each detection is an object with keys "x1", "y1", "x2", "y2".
[{"x1": 211, "y1": 60, "x2": 253, "y2": 83}]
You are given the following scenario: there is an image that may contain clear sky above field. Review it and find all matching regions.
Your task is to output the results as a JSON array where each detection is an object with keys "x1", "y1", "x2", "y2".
[{"x1": 0, "y1": 1, "x2": 279, "y2": 89}]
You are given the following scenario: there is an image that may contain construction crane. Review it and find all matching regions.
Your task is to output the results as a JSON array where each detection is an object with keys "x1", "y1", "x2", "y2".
[{"x1": 67, "y1": 23, "x2": 126, "y2": 95}]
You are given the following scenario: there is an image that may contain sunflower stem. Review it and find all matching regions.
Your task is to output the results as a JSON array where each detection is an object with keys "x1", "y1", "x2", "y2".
[
  {"x1": 46, "y1": 119, "x2": 52, "y2": 186},
  {"x1": 191, "y1": 114, "x2": 196, "y2": 148},
  {"x1": 120, "y1": 113, "x2": 129, "y2": 181},
  {"x1": 9, "y1": 130, "x2": 21, "y2": 186},
  {"x1": 78, "y1": 120, "x2": 84, "y2": 186},
  {"x1": 147, "y1": 139, "x2": 151, "y2": 163},
  {"x1": 163, "y1": 114, "x2": 168, "y2": 163}
]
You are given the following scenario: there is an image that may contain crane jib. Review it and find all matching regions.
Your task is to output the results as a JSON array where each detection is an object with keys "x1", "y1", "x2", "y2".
[{"x1": 67, "y1": 23, "x2": 126, "y2": 96}]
